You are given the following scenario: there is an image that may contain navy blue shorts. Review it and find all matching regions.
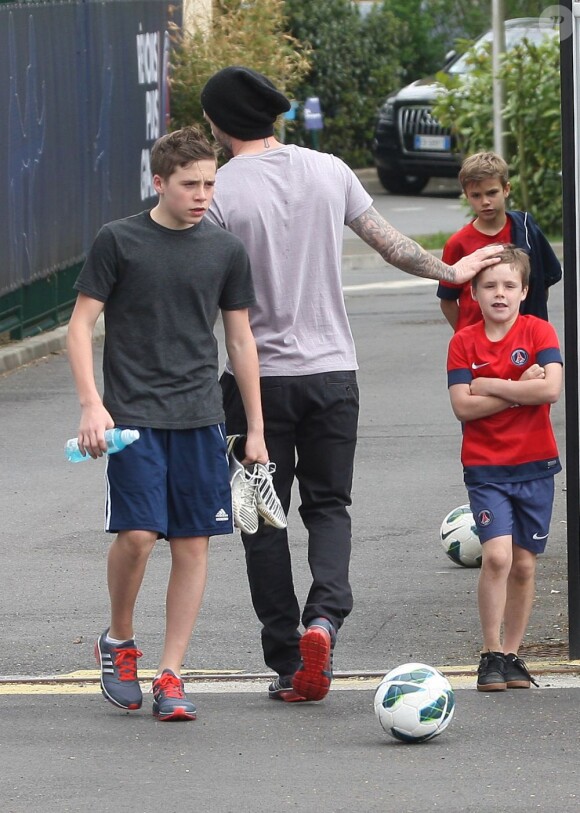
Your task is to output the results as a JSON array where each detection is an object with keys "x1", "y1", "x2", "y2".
[
  {"x1": 467, "y1": 477, "x2": 555, "y2": 553},
  {"x1": 104, "y1": 424, "x2": 233, "y2": 539}
]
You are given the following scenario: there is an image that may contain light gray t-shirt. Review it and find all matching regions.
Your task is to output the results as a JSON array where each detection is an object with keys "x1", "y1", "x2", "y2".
[
  {"x1": 75, "y1": 212, "x2": 255, "y2": 429},
  {"x1": 207, "y1": 145, "x2": 372, "y2": 376}
]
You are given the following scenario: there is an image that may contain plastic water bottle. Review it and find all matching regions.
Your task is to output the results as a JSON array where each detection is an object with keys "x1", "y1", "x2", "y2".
[{"x1": 65, "y1": 428, "x2": 140, "y2": 463}]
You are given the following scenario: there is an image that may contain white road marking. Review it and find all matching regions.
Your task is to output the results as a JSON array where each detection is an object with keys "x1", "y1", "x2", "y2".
[{"x1": 343, "y1": 279, "x2": 438, "y2": 293}]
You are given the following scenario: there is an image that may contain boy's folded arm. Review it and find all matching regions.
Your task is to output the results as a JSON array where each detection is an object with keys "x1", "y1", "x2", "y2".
[
  {"x1": 473, "y1": 364, "x2": 562, "y2": 406},
  {"x1": 448, "y1": 383, "x2": 510, "y2": 422}
]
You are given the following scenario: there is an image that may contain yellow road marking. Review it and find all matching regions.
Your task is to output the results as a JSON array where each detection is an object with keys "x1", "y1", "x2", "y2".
[
  {"x1": 1, "y1": 662, "x2": 580, "y2": 696},
  {"x1": 52, "y1": 668, "x2": 244, "y2": 680}
]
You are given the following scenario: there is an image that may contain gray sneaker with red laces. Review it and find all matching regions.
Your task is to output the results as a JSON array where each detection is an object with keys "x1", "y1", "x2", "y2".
[
  {"x1": 94, "y1": 629, "x2": 143, "y2": 710},
  {"x1": 152, "y1": 669, "x2": 197, "y2": 721}
]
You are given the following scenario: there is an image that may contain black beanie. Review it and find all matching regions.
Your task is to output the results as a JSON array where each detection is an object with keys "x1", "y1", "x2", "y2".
[{"x1": 201, "y1": 66, "x2": 291, "y2": 140}]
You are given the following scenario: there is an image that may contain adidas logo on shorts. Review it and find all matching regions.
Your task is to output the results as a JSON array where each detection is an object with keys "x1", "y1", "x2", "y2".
[{"x1": 215, "y1": 508, "x2": 229, "y2": 522}]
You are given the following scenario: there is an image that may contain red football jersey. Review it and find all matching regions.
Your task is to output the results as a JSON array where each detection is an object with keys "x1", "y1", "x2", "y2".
[
  {"x1": 440, "y1": 220, "x2": 512, "y2": 332},
  {"x1": 447, "y1": 315, "x2": 562, "y2": 484}
]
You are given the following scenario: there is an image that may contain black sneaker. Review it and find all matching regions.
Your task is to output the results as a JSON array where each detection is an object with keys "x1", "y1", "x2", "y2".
[
  {"x1": 268, "y1": 675, "x2": 307, "y2": 702},
  {"x1": 505, "y1": 653, "x2": 539, "y2": 688},
  {"x1": 94, "y1": 629, "x2": 143, "y2": 710},
  {"x1": 476, "y1": 651, "x2": 507, "y2": 692},
  {"x1": 292, "y1": 617, "x2": 336, "y2": 701},
  {"x1": 152, "y1": 669, "x2": 197, "y2": 721}
]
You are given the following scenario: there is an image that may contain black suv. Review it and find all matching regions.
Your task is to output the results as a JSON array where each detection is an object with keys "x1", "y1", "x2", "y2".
[{"x1": 371, "y1": 18, "x2": 555, "y2": 195}]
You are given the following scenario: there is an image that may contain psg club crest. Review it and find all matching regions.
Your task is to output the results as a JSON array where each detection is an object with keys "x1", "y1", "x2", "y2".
[
  {"x1": 477, "y1": 509, "x2": 493, "y2": 527},
  {"x1": 511, "y1": 348, "x2": 529, "y2": 366}
]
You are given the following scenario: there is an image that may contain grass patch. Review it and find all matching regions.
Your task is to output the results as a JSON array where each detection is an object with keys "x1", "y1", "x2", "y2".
[
  {"x1": 413, "y1": 232, "x2": 453, "y2": 251},
  {"x1": 412, "y1": 230, "x2": 563, "y2": 252}
]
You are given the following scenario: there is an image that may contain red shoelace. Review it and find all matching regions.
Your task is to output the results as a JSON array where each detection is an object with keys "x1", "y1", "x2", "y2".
[
  {"x1": 154, "y1": 672, "x2": 185, "y2": 698},
  {"x1": 113, "y1": 647, "x2": 143, "y2": 681}
]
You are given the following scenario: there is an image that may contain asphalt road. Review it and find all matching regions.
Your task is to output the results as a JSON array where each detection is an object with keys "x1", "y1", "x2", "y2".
[
  {"x1": 2, "y1": 687, "x2": 580, "y2": 812},
  {"x1": 0, "y1": 176, "x2": 575, "y2": 812},
  {"x1": 343, "y1": 171, "x2": 466, "y2": 249},
  {"x1": 0, "y1": 269, "x2": 568, "y2": 677}
]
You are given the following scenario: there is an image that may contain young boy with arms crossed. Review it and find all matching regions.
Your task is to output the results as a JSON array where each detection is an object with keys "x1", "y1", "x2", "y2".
[
  {"x1": 67, "y1": 126, "x2": 268, "y2": 721},
  {"x1": 437, "y1": 152, "x2": 561, "y2": 332},
  {"x1": 447, "y1": 246, "x2": 562, "y2": 691}
]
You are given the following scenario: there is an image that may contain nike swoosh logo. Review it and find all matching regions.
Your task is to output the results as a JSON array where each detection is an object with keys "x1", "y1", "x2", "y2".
[
  {"x1": 532, "y1": 532, "x2": 549, "y2": 540},
  {"x1": 472, "y1": 362, "x2": 490, "y2": 369},
  {"x1": 441, "y1": 529, "x2": 458, "y2": 540}
]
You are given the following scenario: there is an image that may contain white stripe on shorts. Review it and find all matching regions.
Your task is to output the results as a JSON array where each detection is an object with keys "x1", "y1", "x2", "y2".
[{"x1": 104, "y1": 457, "x2": 112, "y2": 531}]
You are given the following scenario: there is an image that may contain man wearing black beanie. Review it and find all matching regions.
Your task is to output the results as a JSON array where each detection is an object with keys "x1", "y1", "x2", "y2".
[
  {"x1": 201, "y1": 66, "x2": 291, "y2": 142},
  {"x1": 202, "y1": 66, "x2": 502, "y2": 704}
]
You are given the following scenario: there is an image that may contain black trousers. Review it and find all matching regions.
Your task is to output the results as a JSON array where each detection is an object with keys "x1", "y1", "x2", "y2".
[{"x1": 221, "y1": 370, "x2": 359, "y2": 677}]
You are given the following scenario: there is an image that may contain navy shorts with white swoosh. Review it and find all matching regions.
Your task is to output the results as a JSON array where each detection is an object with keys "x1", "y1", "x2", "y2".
[{"x1": 467, "y1": 477, "x2": 555, "y2": 553}]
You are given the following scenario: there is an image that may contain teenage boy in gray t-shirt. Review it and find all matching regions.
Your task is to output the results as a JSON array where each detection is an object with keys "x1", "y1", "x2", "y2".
[{"x1": 67, "y1": 125, "x2": 267, "y2": 722}]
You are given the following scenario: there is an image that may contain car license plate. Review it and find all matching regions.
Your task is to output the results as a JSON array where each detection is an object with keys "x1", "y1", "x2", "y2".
[{"x1": 414, "y1": 135, "x2": 451, "y2": 151}]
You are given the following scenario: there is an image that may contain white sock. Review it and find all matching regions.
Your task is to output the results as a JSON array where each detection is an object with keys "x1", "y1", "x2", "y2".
[
  {"x1": 154, "y1": 669, "x2": 177, "y2": 679},
  {"x1": 105, "y1": 633, "x2": 134, "y2": 645}
]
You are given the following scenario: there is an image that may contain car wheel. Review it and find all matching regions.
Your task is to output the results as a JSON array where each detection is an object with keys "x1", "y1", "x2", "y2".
[{"x1": 376, "y1": 169, "x2": 429, "y2": 195}]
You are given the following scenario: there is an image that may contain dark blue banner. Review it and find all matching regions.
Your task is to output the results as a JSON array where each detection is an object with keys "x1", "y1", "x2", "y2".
[{"x1": 1, "y1": 0, "x2": 176, "y2": 296}]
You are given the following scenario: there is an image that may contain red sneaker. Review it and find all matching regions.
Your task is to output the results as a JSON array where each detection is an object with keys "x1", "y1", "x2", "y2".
[{"x1": 292, "y1": 618, "x2": 335, "y2": 701}]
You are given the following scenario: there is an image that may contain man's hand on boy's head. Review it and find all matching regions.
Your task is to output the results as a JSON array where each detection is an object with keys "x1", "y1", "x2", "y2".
[{"x1": 451, "y1": 244, "x2": 504, "y2": 286}]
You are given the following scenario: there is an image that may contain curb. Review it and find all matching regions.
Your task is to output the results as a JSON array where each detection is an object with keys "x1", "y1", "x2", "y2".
[
  {"x1": 0, "y1": 315, "x2": 105, "y2": 376},
  {"x1": 0, "y1": 324, "x2": 71, "y2": 375}
]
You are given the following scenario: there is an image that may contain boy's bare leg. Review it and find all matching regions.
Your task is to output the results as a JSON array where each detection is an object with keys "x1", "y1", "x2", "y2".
[
  {"x1": 157, "y1": 536, "x2": 209, "y2": 674},
  {"x1": 107, "y1": 530, "x2": 157, "y2": 640},
  {"x1": 478, "y1": 535, "x2": 512, "y2": 651},
  {"x1": 502, "y1": 545, "x2": 537, "y2": 655}
]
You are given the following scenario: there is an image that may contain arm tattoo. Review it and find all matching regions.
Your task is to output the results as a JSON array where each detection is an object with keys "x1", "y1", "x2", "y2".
[{"x1": 348, "y1": 206, "x2": 457, "y2": 282}]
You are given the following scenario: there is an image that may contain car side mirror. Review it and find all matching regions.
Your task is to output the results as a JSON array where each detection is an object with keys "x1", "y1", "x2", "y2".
[{"x1": 442, "y1": 49, "x2": 457, "y2": 67}]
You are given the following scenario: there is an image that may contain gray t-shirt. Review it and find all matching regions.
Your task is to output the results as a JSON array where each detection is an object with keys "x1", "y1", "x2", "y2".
[
  {"x1": 207, "y1": 145, "x2": 372, "y2": 376},
  {"x1": 75, "y1": 211, "x2": 255, "y2": 429}
]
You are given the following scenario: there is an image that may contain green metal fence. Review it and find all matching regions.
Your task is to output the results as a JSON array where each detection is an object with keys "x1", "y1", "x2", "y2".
[
  {"x1": 2, "y1": 0, "x2": 175, "y2": 342},
  {"x1": 0, "y1": 264, "x2": 80, "y2": 341}
]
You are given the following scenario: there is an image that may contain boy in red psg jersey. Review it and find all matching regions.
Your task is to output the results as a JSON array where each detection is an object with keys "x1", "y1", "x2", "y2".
[
  {"x1": 447, "y1": 245, "x2": 563, "y2": 692},
  {"x1": 437, "y1": 152, "x2": 561, "y2": 332}
]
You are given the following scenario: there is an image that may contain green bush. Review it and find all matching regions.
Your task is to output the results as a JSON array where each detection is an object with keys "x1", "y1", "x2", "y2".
[
  {"x1": 372, "y1": 0, "x2": 484, "y2": 83},
  {"x1": 169, "y1": 0, "x2": 310, "y2": 138},
  {"x1": 432, "y1": 34, "x2": 562, "y2": 234}
]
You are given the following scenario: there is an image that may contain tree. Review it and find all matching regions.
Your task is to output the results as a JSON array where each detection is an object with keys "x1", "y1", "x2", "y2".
[
  {"x1": 284, "y1": 0, "x2": 402, "y2": 166},
  {"x1": 374, "y1": 0, "x2": 560, "y2": 81},
  {"x1": 432, "y1": 35, "x2": 562, "y2": 233},
  {"x1": 169, "y1": 0, "x2": 310, "y2": 136}
]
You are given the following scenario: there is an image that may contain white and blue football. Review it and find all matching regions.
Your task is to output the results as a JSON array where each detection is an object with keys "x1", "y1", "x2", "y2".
[
  {"x1": 374, "y1": 662, "x2": 455, "y2": 743},
  {"x1": 440, "y1": 504, "x2": 482, "y2": 568}
]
